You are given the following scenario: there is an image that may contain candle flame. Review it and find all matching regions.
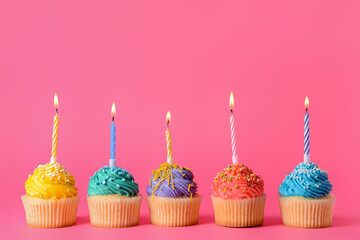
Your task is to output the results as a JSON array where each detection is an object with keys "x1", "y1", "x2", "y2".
[
  {"x1": 54, "y1": 94, "x2": 59, "y2": 109},
  {"x1": 304, "y1": 96, "x2": 309, "y2": 108},
  {"x1": 166, "y1": 111, "x2": 171, "y2": 124},
  {"x1": 111, "y1": 102, "x2": 116, "y2": 116},
  {"x1": 229, "y1": 91, "x2": 234, "y2": 110}
]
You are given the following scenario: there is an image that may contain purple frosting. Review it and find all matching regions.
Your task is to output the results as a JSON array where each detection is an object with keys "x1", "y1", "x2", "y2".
[{"x1": 147, "y1": 167, "x2": 197, "y2": 197}]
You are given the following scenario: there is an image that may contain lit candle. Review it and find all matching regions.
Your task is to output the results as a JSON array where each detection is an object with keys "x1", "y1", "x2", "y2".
[
  {"x1": 109, "y1": 102, "x2": 116, "y2": 167},
  {"x1": 304, "y1": 97, "x2": 310, "y2": 163},
  {"x1": 166, "y1": 111, "x2": 174, "y2": 164},
  {"x1": 50, "y1": 94, "x2": 59, "y2": 163},
  {"x1": 229, "y1": 92, "x2": 239, "y2": 164}
]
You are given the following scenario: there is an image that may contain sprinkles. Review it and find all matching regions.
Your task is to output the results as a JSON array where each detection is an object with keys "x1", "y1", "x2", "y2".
[
  {"x1": 148, "y1": 163, "x2": 197, "y2": 199},
  {"x1": 211, "y1": 164, "x2": 264, "y2": 199},
  {"x1": 24, "y1": 162, "x2": 78, "y2": 199}
]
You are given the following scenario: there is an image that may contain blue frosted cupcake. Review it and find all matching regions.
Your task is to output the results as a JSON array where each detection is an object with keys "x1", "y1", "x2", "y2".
[
  {"x1": 87, "y1": 166, "x2": 142, "y2": 228},
  {"x1": 278, "y1": 162, "x2": 335, "y2": 228}
]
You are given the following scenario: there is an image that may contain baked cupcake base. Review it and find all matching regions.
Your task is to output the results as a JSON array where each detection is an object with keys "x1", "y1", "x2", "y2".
[
  {"x1": 211, "y1": 193, "x2": 266, "y2": 227},
  {"x1": 21, "y1": 195, "x2": 80, "y2": 228},
  {"x1": 278, "y1": 194, "x2": 335, "y2": 228},
  {"x1": 146, "y1": 194, "x2": 202, "y2": 227},
  {"x1": 87, "y1": 194, "x2": 142, "y2": 228}
]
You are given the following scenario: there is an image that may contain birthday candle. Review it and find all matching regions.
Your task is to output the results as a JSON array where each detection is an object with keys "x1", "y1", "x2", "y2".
[
  {"x1": 166, "y1": 111, "x2": 173, "y2": 164},
  {"x1": 304, "y1": 97, "x2": 311, "y2": 163},
  {"x1": 51, "y1": 94, "x2": 59, "y2": 163},
  {"x1": 110, "y1": 102, "x2": 116, "y2": 167},
  {"x1": 229, "y1": 92, "x2": 239, "y2": 164}
]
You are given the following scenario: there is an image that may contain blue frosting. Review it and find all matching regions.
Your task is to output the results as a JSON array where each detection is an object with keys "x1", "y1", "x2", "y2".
[{"x1": 279, "y1": 162, "x2": 332, "y2": 198}]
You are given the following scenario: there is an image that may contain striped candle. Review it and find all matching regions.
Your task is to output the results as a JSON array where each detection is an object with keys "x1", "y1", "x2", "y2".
[
  {"x1": 229, "y1": 92, "x2": 239, "y2": 164},
  {"x1": 304, "y1": 96, "x2": 311, "y2": 163},
  {"x1": 166, "y1": 111, "x2": 173, "y2": 164},
  {"x1": 230, "y1": 114, "x2": 237, "y2": 157},
  {"x1": 51, "y1": 94, "x2": 59, "y2": 163}
]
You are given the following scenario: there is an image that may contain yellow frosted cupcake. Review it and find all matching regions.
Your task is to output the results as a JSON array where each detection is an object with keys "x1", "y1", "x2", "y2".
[
  {"x1": 22, "y1": 94, "x2": 79, "y2": 228},
  {"x1": 22, "y1": 162, "x2": 79, "y2": 228}
]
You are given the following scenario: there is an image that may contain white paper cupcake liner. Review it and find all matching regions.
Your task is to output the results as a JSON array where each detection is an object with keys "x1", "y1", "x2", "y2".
[
  {"x1": 278, "y1": 194, "x2": 336, "y2": 228},
  {"x1": 146, "y1": 194, "x2": 202, "y2": 227},
  {"x1": 211, "y1": 193, "x2": 266, "y2": 227},
  {"x1": 21, "y1": 195, "x2": 79, "y2": 228},
  {"x1": 87, "y1": 194, "x2": 142, "y2": 228}
]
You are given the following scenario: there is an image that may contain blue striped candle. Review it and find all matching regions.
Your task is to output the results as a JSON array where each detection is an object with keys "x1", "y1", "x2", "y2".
[{"x1": 304, "y1": 97, "x2": 310, "y2": 163}]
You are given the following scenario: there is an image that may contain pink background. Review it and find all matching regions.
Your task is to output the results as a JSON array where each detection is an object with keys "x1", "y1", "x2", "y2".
[{"x1": 0, "y1": 0, "x2": 359, "y2": 239}]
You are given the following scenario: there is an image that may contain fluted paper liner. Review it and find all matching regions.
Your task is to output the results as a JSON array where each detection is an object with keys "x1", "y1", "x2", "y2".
[
  {"x1": 146, "y1": 194, "x2": 202, "y2": 227},
  {"x1": 21, "y1": 195, "x2": 79, "y2": 228},
  {"x1": 278, "y1": 194, "x2": 335, "y2": 228},
  {"x1": 211, "y1": 193, "x2": 266, "y2": 227},
  {"x1": 87, "y1": 194, "x2": 142, "y2": 228}
]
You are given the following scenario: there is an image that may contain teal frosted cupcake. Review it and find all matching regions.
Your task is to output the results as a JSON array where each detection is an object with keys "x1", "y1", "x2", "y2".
[
  {"x1": 87, "y1": 166, "x2": 142, "y2": 228},
  {"x1": 278, "y1": 162, "x2": 335, "y2": 228}
]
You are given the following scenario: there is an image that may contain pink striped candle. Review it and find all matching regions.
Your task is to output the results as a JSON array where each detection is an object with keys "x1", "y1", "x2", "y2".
[{"x1": 229, "y1": 92, "x2": 239, "y2": 164}]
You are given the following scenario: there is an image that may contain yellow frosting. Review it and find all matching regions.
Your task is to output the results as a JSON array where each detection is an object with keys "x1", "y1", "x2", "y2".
[{"x1": 25, "y1": 162, "x2": 78, "y2": 199}]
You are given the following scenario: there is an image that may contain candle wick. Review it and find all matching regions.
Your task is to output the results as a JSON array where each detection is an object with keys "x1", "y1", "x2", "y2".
[
  {"x1": 56, "y1": 108, "x2": 58, "y2": 114},
  {"x1": 306, "y1": 108, "x2": 308, "y2": 113},
  {"x1": 230, "y1": 109, "x2": 233, "y2": 114},
  {"x1": 167, "y1": 121, "x2": 169, "y2": 128},
  {"x1": 112, "y1": 116, "x2": 114, "y2": 122}
]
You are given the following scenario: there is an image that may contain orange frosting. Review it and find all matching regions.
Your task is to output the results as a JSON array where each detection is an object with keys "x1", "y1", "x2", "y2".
[{"x1": 211, "y1": 164, "x2": 264, "y2": 199}]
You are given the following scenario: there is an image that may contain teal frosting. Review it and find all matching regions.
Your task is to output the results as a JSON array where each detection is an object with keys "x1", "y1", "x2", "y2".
[
  {"x1": 87, "y1": 165, "x2": 139, "y2": 196},
  {"x1": 279, "y1": 162, "x2": 332, "y2": 198}
]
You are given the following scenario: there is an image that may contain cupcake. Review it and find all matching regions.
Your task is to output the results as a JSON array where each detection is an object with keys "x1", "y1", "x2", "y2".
[
  {"x1": 211, "y1": 164, "x2": 265, "y2": 227},
  {"x1": 21, "y1": 162, "x2": 79, "y2": 228},
  {"x1": 146, "y1": 162, "x2": 202, "y2": 227},
  {"x1": 87, "y1": 165, "x2": 142, "y2": 228},
  {"x1": 278, "y1": 162, "x2": 335, "y2": 228}
]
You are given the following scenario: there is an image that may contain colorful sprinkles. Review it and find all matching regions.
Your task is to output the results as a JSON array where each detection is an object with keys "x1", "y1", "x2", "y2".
[{"x1": 211, "y1": 164, "x2": 264, "y2": 199}]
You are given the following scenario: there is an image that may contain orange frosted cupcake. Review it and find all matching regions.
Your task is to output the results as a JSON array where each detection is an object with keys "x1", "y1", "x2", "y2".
[
  {"x1": 146, "y1": 162, "x2": 202, "y2": 227},
  {"x1": 21, "y1": 162, "x2": 79, "y2": 228},
  {"x1": 211, "y1": 164, "x2": 265, "y2": 227}
]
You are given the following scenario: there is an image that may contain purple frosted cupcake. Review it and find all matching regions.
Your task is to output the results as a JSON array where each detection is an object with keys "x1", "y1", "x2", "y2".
[{"x1": 146, "y1": 163, "x2": 202, "y2": 227}]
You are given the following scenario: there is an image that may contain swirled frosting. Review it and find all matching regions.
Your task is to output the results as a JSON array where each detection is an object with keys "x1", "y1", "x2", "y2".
[
  {"x1": 87, "y1": 166, "x2": 139, "y2": 197},
  {"x1": 146, "y1": 163, "x2": 197, "y2": 198},
  {"x1": 211, "y1": 164, "x2": 264, "y2": 199},
  {"x1": 279, "y1": 162, "x2": 332, "y2": 198},
  {"x1": 25, "y1": 162, "x2": 78, "y2": 199}
]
